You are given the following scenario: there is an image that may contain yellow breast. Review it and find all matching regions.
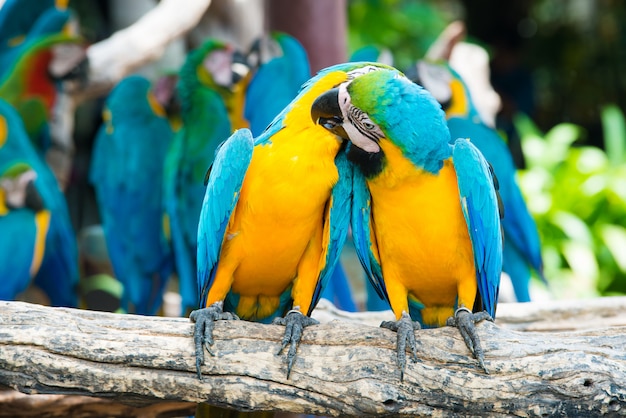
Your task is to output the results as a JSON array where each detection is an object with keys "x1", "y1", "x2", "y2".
[{"x1": 367, "y1": 140, "x2": 476, "y2": 318}]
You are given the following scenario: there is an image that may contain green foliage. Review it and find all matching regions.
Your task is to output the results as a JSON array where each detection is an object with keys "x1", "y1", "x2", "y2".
[
  {"x1": 515, "y1": 107, "x2": 626, "y2": 298},
  {"x1": 347, "y1": 0, "x2": 451, "y2": 70}
]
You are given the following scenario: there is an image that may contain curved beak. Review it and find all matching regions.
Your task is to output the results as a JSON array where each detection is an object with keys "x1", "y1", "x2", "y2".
[
  {"x1": 24, "y1": 180, "x2": 45, "y2": 212},
  {"x1": 311, "y1": 88, "x2": 349, "y2": 140}
]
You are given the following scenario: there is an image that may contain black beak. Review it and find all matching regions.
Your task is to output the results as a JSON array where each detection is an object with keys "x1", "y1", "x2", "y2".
[
  {"x1": 24, "y1": 180, "x2": 45, "y2": 212},
  {"x1": 311, "y1": 88, "x2": 349, "y2": 140}
]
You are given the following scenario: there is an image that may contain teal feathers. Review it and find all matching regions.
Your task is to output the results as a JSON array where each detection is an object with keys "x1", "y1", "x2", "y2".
[{"x1": 90, "y1": 75, "x2": 174, "y2": 315}]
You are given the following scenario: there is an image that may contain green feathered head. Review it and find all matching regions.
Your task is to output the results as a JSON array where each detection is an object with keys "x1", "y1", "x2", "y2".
[{"x1": 312, "y1": 68, "x2": 451, "y2": 176}]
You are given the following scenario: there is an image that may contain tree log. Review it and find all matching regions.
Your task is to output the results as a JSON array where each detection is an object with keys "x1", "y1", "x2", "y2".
[
  {"x1": 311, "y1": 296, "x2": 626, "y2": 332},
  {"x1": 0, "y1": 300, "x2": 625, "y2": 417}
]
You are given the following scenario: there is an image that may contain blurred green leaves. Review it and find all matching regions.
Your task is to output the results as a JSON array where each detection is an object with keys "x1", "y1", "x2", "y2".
[
  {"x1": 347, "y1": 0, "x2": 451, "y2": 70},
  {"x1": 515, "y1": 106, "x2": 626, "y2": 298}
]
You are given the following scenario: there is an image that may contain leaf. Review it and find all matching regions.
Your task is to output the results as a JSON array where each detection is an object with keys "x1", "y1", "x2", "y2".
[
  {"x1": 561, "y1": 241, "x2": 599, "y2": 283},
  {"x1": 601, "y1": 224, "x2": 626, "y2": 272},
  {"x1": 550, "y1": 211, "x2": 594, "y2": 246},
  {"x1": 601, "y1": 104, "x2": 626, "y2": 167},
  {"x1": 544, "y1": 123, "x2": 583, "y2": 164}
]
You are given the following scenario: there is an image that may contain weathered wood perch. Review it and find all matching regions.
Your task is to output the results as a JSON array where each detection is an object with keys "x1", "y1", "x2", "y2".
[{"x1": 0, "y1": 299, "x2": 625, "y2": 417}]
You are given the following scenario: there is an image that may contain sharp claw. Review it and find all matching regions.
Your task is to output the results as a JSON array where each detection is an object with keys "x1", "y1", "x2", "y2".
[
  {"x1": 380, "y1": 312, "x2": 421, "y2": 381},
  {"x1": 448, "y1": 308, "x2": 491, "y2": 373},
  {"x1": 190, "y1": 302, "x2": 237, "y2": 380},
  {"x1": 274, "y1": 310, "x2": 318, "y2": 378}
]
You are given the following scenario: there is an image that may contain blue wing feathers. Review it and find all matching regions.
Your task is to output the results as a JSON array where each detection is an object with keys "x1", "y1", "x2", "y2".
[
  {"x1": 452, "y1": 137, "x2": 502, "y2": 317},
  {"x1": 197, "y1": 129, "x2": 254, "y2": 306}
]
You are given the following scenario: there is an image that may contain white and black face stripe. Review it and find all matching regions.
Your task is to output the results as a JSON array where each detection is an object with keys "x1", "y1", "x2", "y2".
[
  {"x1": 337, "y1": 82, "x2": 383, "y2": 153},
  {"x1": 345, "y1": 105, "x2": 383, "y2": 143}
]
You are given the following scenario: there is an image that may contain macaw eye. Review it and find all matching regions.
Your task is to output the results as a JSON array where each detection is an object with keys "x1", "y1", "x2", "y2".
[{"x1": 363, "y1": 122, "x2": 376, "y2": 130}]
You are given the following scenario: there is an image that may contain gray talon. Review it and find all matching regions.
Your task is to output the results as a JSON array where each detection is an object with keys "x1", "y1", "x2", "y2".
[
  {"x1": 447, "y1": 308, "x2": 491, "y2": 374},
  {"x1": 381, "y1": 311, "x2": 421, "y2": 381},
  {"x1": 190, "y1": 302, "x2": 239, "y2": 380},
  {"x1": 273, "y1": 310, "x2": 319, "y2": 379}
]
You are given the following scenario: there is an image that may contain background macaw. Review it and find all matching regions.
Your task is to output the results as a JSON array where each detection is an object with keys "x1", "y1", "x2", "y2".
[
  {"x1": 244, "y1": 31, "x2": 311, "y2": 136},
  {"x1": 0, "y1": 161, "x2": 49, "y2": 300},
  {"x1": 163, "y1": 38, "x2": 249, "y2": 315},
  {"x1": 0, "y1": 2, "x2": 74, "y2": 80},
  {"x1": 90, "y1": 75, "x2": 174, "y2": 315},
  {"x1": 0, "y1": 3, "x2": 83, "y2": 155},
  {"x1": 0, "y1": 98, "x2": 78, "y2": 307},
  {"x1": 408, "y1": 60, "x2": 545, "y2": 302},
  {"x1": 191, "y1": 62, "x2": 395, "y2": 382},
  {"x1": 312, "y1": 68, "x2": 502, "y2": 377}
]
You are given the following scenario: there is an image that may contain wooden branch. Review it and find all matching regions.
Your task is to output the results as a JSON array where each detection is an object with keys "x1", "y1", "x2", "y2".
[
  {"x1": 312, "y1": 296, "x2": 626, "y2": 332},
  {"x1": 1, "y1": 300, "x2": 625, "y2": 417},
  {"x1": 70, "y1": 0, "x2": 213, "y2": 102}
]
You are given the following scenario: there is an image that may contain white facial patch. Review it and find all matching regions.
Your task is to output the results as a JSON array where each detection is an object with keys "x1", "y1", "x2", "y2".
[{"x1": 338, "y1": 82, "x2": 382, "y2": 153}]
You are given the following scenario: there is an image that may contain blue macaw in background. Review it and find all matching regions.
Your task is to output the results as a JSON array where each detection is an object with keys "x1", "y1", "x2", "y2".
[
  {"x1": 312, "y1": 68, "x2": 502, "y2": 377},
  {"x1": 0, "y1": 161, "x2": 49, "y2": 300},
  {"x1": 90, "y1": 75, "x2": 174, "y2": 315},
  {"x1": 0, "y1": 98, "x2": 78, "y2": 307},
  {"x1": 164, "y1": 38, "x2": 249, "y2": 315},
  {"x1": 408, "y1": 60, "x2": 545, "y2": 302},
  {"x1": 192, "y1": 62, "x2": 395, "y2": 380},
  {"x1": 244, "y1": 31, "x2": 311, "y2": 136}
]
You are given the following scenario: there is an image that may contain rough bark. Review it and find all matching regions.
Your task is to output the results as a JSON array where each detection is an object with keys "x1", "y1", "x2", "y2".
[
  {"x1": 311, "y1": 296, "x2": 626, "y2": 332},
  {"x1": 0, "y1": 300, "x2": 625, "y2": 417}
]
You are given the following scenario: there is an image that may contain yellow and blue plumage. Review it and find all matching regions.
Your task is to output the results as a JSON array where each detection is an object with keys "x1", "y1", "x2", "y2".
[
  {"x1": 192, "y1": 62, "x2": 399, "y2": 381},
  {"x1": 408, "y1": 60, "x2": 545, "y2": 302},
  {"x1": 312, "y1": 67, "x2": 503, "y2": 377}
]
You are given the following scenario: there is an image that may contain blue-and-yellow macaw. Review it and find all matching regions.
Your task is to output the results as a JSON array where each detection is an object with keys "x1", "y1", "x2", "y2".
[
  {"x1": 0, "y1": 98, "x2": 78, "y2": 307},
  {"x1": 164, "y1": 39, "x2": 250, "y2": 315},
  {"x1": 191, "y1": 62, "x2": 397, "y2": 380},
  {"x1": 244, "y1": 32, "x2": 358, "y2": 312},
  {"x1": 408, "y1": 60, "x2": 545, "y2": 302},
  {"x1": 312, "y1": 68, "x2": 503, "y2": 377},
  {"x1": 0, "y1": 161, "x2": 49, "y2": 300},
  {"x1": 244, "y1": 31, "x2": 311, "y2": 136},
  {"x1": 90, "y1": 75, "x2": 174, "y2": 315}
]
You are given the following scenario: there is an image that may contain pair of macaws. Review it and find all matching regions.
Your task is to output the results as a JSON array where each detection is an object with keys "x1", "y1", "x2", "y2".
[
  {"x1": 191, "y1": 61, "x2": 503, "y2": 382},
  {"x1": 0, "y1": 98, "x2": 77, "y2": 306}
]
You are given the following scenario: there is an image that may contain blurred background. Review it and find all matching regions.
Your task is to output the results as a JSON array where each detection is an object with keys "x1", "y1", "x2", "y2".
[{"x1": 3, "y1": 0, "x2": 626, "y2": 312}]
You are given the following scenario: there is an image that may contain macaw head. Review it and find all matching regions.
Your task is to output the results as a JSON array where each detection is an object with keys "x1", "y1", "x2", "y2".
[
  {"x1": 311, "y1": 68, "x2": 451, "y2": 177},
  {"x1": 405, "y1": 60, "x2": 478, "y2": 121},
  {"x1": 100, "y1": 75, "x2": 170, "y2": 138},
  {"x1": 186, "y1": 39, "x2": 250, "y2": 92},
  {"x1": 0, "y1": 162, "x2": 44, "y2": 213}
]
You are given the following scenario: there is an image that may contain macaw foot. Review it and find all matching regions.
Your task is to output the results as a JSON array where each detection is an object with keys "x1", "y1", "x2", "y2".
[
  {"x1": 446, "y1": 308, "x2": 493, "y2": 374},
  {"x1": 190, "y1": 301, "x2": 239, "y2": 380},
  {"x1": 380, "y1": 311, "x2": 421, "y2": 381},
  {"x1": 272, "y1": 309, "x2": 319, "y2": 379}
]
